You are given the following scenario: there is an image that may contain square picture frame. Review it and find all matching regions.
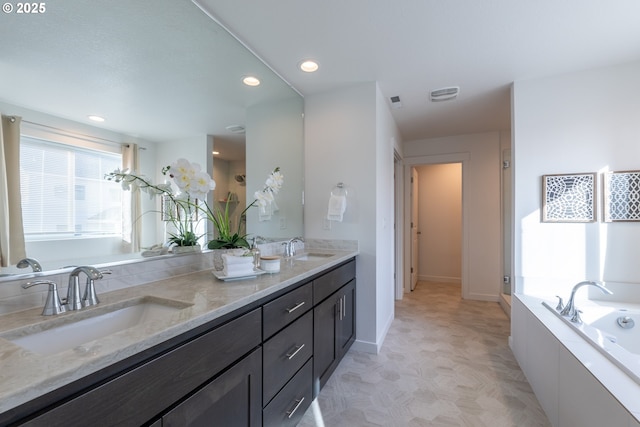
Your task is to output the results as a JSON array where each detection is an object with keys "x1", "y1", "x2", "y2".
[
  {"x1": 603, "y1": 170, "x2": 640, "y2": 222},
  {"x1": 542, "y1": 173, "x2": 597, "y2": 223}
]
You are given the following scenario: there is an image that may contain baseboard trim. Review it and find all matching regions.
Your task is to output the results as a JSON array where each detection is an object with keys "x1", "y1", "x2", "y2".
[
  {"x1": 418, "y1": 275, "x2": 461, "y2": 284},
  {"x1": 499, "y1": 293, "x2": 511, "y2": 317},
  {"x1": 351, "y1": 339, "x2": 379, "y2": 354}
]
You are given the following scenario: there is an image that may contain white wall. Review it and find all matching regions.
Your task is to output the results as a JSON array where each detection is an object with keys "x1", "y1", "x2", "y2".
[
  {"x1": 512, "y1": 60, "x2": 640, "y2": 300},
  {"x1": 304, "y1": 82, "x2": 400, "y2": 353},
  {"x1": 416, "y1": 163, "x2": 462, "y2": 283},
  {"x1": 246, "y1": 97, "x2": 304, "y2": 239},
  {"x1": 375, "y1": 84, "x2": 401, "y2": 348},
  {"x1": 404, "y1": 131, "x2": 503, "y2": 301}
]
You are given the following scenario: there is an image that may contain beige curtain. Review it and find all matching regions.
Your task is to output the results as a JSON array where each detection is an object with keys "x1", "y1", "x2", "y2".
[
  {"x1": 121, "y1": 143, "x2": 141, "y2": 252},
  {"x1": 0, "y1": 115, "x2": 26, "y2": 267}
]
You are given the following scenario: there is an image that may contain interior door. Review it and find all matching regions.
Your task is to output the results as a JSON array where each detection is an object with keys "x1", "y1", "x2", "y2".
[{"x1": 411, "y1": 168, "x2": 419, "y2": 291}]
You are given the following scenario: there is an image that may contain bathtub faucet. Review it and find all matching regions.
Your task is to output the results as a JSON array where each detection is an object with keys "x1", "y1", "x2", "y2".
[{"x1": 560, "y1": 280, "x2": 613, "y2": 318}]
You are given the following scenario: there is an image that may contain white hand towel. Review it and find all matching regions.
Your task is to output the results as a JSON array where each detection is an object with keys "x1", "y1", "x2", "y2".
[
  {"x1": 223, "y1": 263, "x2": 256, "y2": 276},
  {"x1": 222, "y1": 254, "x2": 255, "y2": 276},
  {"x1": 222, "y1": 253, "x2": 253, "y2": 265},
  {"x1": 327, "y1": 194, "x2": 347, "y2": 222}
]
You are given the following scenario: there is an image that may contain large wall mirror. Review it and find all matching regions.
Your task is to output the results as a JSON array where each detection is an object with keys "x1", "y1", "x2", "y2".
[{"x1": 0, "y1": 0, "x2": 303, "y2": 277}]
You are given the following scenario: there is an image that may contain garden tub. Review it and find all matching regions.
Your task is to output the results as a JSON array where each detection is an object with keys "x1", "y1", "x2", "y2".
[{"x1": 543, "y1": 300, "x2": 640, "y2": 386}]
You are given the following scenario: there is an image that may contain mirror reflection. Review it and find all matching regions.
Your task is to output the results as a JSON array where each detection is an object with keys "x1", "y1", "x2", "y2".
[{"x1": 0, "y1": 0, "x2": 303, "y2": 277}]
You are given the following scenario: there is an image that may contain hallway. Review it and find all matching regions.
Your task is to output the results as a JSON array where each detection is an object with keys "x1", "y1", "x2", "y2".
[{"x1": 299, "y1": 282, "x2": 549, "y2": 426}]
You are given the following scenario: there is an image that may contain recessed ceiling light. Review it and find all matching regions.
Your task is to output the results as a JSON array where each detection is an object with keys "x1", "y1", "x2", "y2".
[
  {"x1": 299, "y1": 60, "x2": 319, "y2": 73},
  {"x1": 88, "y1": 115, "x2": 105, "y2": 122},
  {"x1": 242, "y1": 75, "x2": 260, "y2": 86},
  {"x1": 212, "y1": 151, "x2": 220, "y2": 155}
]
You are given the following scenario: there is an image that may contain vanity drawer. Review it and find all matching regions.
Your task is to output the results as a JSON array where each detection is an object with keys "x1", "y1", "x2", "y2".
[
  {"x1": 263, "y1": 310, "x2": 313, "y2": 405},
  {"x1": 263, "y1": 281, "x2": 312, "y2": 339},
  {"x1": 313, "y1": 259, "x2": 356, "y2": 303},
  {"x1": 263, "y1": 358, "x2": 313, "y2": 427}
]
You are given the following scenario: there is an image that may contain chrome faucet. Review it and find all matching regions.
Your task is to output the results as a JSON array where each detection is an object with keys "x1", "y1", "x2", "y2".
[
  {"x1": 283, "y1": 237, "x2": 304, "y2": 257},
  {"x1": 17, "y1": 258, "x2": 43, "y2": 272},
  {"x1": 560, "y1": 280, "x2": 613, "y2": 318},
  {"x1": 66, "y1": 266, "x2": 103, "y2": 310},
  {"x1": 22, "y1": 280, "x2": 66, "y2": 315},
  {"x1": 82, "y1": 269, "x2": 111, "y2": 307}
]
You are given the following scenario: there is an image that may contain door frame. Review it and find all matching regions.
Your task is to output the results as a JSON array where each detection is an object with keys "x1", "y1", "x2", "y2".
[
  {"x1": 394, "y1": 151, "x2": 404, "y2": 300},
  {"x1": 410, "y1": 167, "x2": 419, "y2": 291},
  {"x1": 401, "y1": 153, "x2": 470, "y2": 299}
]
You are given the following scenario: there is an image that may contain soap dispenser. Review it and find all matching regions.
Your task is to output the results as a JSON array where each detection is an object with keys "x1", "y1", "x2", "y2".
[{"x1": 250, "y1": 237, "x2": 261, "y2": 269}]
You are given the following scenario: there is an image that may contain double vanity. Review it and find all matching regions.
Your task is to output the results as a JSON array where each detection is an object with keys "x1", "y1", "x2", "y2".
[{"x1": 0, "y1": 249, "x2": 358, "y2": 426}]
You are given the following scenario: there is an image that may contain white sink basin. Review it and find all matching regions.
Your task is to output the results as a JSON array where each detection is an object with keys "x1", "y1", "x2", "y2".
[
  {"x1": 294, "y1": 252, "x2": 334, "y2": 261},
  {"x1": 1, "y1": 297, "x2": 192, "y2": 355}
]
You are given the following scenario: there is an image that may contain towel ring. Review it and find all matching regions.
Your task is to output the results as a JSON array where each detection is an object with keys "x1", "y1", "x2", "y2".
[{"x1": 331, "y1": 182, "x2": 347, "y2": 197}]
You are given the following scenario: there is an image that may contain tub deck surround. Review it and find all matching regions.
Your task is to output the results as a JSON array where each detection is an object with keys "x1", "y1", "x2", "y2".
[
  {"x1": 542, "y1": 299, "x2": 640, "y2": 386},
  {"x1": 0, "y1": 249, "x2": 358, "y2": 415},
  {"x1": 514, "y1": 294, "x2": 640, "y2": 424}
]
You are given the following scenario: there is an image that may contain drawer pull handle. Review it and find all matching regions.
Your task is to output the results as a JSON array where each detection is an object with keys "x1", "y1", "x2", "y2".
[
  {"x1": 286, "y1": 397, "x2": 305, "y2": 419},
  {"x1": 286, "y1": 301, "x2": 305, "y2": 313},
  {"x1": 286, "y1": 343, "x2": 305, "y2": 360}
]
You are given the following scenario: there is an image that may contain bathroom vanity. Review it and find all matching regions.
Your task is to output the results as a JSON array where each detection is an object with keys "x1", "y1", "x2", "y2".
[{"x1": 0, "y1": 253, "x2": 357, "y2": 426}]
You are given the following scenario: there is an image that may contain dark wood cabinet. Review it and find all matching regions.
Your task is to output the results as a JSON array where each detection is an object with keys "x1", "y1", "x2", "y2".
[
  {"x1": 337, "y1": 280, "x2": 356, "y2": 356},
  {"x1": 262, "y1": 359, "x2": 313, "y2": 427},
  {"x1": 7, "y1": 258, "x2": 356, "y2": 427},
  {"x1": 313, "y1": 275, "x2": 356, "y2": 397},
  {"x1": 18, "y1": 308, "x2": 262, "y2": 427},
  {"x1": 163, "y1": 348, "x2": 262, "y2": 427},
  {"x1": 263, "y1": 311, "x2": 313, "y2": 405}
]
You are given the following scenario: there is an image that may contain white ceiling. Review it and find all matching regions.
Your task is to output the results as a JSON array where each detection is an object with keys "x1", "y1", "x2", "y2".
[
  {"x1": 200, "y1": 0, "x2": 640, "y2": 141},
  {"x1": 3, "y1": 1, "x2": 640, "y2": 150}
]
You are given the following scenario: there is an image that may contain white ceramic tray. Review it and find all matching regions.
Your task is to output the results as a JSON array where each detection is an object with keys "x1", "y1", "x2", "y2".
[{"x1": 212, "y1": 269, "x2": 266, "y2": 281}]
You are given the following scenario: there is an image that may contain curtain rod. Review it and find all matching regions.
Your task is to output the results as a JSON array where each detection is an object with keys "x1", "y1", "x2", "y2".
[{"x1": 21, "y1": 119, "x2": 140, "y2": 149}]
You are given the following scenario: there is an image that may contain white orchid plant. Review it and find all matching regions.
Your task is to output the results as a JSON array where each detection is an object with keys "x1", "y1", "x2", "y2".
[
  {"x1": 205, "y1": 167, "x2": 283, "y2": 249},
  {"x1": 105, "y1": 160, "x2": 283, "y2": 250},
  {"x1": 105, "y1": 158, "x2": 215, "y2": 248}
]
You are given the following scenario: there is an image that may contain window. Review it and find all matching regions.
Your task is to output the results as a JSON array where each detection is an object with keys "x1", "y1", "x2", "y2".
[{"x1": 20, "y1": 136, "x2": 123, "y2": 241}]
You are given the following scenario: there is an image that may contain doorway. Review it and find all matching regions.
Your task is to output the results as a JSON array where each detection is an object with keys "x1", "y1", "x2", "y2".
[
  {"x1": 413, "y1": 163, "x2": 462, "y2": 286},
  {"x1": 401, "y1": 153, "x2": 470, "y2": 299}
]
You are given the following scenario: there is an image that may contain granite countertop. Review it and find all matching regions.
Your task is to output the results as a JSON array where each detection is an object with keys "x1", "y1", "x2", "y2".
[{"x1": 0, "y1": 250, "x2": 357, "y2": 415}]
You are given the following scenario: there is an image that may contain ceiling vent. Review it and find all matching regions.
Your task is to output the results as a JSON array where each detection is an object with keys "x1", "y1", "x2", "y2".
[
  {"x1": 389, "y1": 95, "x2": 403, "y2": 109},
  {"x1": 430, "y1": 86, "x2": 459, "y2": 102},
  {"x1": 225, "y1": 124, "x2": 246, "y2": 134}
]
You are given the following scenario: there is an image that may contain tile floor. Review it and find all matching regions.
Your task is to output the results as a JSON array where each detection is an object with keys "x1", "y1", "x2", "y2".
[{"x1": 298, "y1": 281, "x2": 550, "y2": 427}]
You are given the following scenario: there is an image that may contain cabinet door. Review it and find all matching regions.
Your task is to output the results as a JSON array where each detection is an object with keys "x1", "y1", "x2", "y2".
[
  {"x1": 313, "y1": 280, "x2": 357, "y2": 397},
  {"x1": 163, "y1": 348, "x2": 262, "y2": 427},
  {"x1": 337, "y1": 279, "x2": 356, "y2": 357},
  {"x1": 313, "y1": 292, "x2": 339, "y2": 396}
]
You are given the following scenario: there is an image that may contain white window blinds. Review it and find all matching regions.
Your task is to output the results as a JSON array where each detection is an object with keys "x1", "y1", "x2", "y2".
[{"x1": 20, "y1": 136, "x2": 123, "y2": 240}]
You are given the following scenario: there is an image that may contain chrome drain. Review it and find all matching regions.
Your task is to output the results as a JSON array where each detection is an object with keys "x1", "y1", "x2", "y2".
[{"x1": 617, "y1": 316, "x2": 635, "y2": 329}]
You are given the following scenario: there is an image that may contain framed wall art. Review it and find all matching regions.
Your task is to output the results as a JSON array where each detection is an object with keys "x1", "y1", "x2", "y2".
[
  {"x1": 542, "y1": 173, "x2": 597, "y2": 223},
  {"x1": 603, "y1": 170, "x2": 640, "y2": 222}
]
